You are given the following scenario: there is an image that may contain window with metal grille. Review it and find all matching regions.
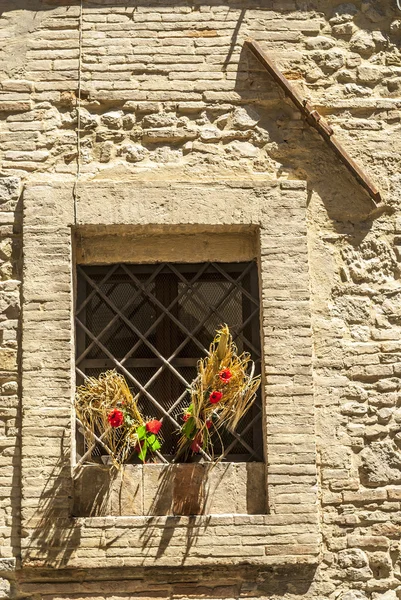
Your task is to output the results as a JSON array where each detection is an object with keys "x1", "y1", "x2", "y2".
[{"x1": 75, "y1": 262, "x2": 263, "y2": 462}]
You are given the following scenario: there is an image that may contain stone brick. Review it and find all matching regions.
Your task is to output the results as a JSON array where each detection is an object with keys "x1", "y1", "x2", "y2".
[
  {"x1": 0, "y1": 178, "x2": 20, "y2": 204},
  {"x1": 0, "y1": 100, "x2": 32, "y2": 112},
  {"x1": 0, "y1": 578, "x2": 10, "y2": 599},
  {"x1": 348, "y1": 536, "x2": 390, "y2": 549},
  {"x1": 0, "y1": 350, "x2": 17, "y2": 372},
  {"x1": 386, "y1": 487, "x2": 401, "y2": 500}
]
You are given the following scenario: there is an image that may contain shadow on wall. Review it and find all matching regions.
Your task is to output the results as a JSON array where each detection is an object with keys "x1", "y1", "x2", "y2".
[
  {"x1": 72, "y1": 463, "x2": 266, "y2": 516},
  {"x1": 236, "y1": 44, "x2": 389, "y2": 233},
  {"x1": 139, "y1": 464, "x2": 207, "y2": 561},
  {"x1": 71, "y1": 462, "x2": 266, "y2": 562},
  {"x1": 23, "y1": 431, "x2": 82, "y2": 568},
  {"x1": 138, "y1": 463, "x2": 265, "y2": 561}
]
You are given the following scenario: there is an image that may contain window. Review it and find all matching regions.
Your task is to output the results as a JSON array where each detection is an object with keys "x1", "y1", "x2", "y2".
[
  {"x1": 23, "y1": 180, "x2": 319, "y2": 560},
  {"x1": 75, "y1": 261, "x2": 263, "y2": 462}
]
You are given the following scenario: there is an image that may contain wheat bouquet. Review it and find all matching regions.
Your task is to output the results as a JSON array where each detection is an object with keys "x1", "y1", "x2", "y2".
[
  {"x1": 178, "y1": 325, "x2": 261, "y2": 460},
  {"x1": 75, "y1": 370, "x2": 162, "y2": 466}
]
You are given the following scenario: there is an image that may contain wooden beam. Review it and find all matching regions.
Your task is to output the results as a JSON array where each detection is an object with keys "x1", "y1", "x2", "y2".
[{"x1": 245, "y1": 39, "x2": 383, "y2": 206}]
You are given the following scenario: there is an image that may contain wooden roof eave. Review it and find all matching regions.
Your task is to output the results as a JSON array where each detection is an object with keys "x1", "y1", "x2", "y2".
[{"x1": 245, "y1": 39, "x2": 383, "y2": 207}]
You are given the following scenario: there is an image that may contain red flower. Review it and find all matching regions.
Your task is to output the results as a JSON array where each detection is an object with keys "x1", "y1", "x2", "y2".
[
  {"x1": 219, "y1": 368, "x2": 232, "y2": 384},
  {"x1": 206, "y1": 419, "x2": 212, "y2": 430},
  {"x1": 107, "y1": 409, "x2": 124, "y2": 428},
  {"x1": 209, "y1": 390, "x2": 223, "y2": 404},
  {"x1": 191, "y1": 433, "x2": 202, "y2": 454},
  {"x1": 146, "y1": 419, "x2": 162, "y2": 435},
  {"x1": 182, "y1": 412, "x2": 191, "y2": 422}
]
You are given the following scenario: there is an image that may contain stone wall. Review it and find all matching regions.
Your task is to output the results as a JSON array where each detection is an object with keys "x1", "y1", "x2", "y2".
[{"x1": 0, "y1": 0, "x2": 401, "y2": 599}]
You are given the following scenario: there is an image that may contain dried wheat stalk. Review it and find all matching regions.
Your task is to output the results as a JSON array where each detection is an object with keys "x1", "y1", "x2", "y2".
[
  {"x1": 178, "y1": 325, "x2": 261, "y2": 460},
  {"x1": 75, "y1": 370, "x2": 144, "y2": 466}
]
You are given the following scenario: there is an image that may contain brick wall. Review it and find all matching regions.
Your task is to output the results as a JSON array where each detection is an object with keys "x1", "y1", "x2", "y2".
[{"x1": 0, "y1": 0, "x2": 401, "y2": 599}]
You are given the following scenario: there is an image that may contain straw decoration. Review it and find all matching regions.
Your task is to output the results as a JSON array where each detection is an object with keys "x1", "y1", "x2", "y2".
[{"x1": 177, "y1": 325, "x2": 261, "y2": 460}]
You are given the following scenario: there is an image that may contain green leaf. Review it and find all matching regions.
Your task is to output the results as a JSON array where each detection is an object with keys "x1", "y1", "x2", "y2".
[
  {"x1": 149, "y1": 438, "x2": 161, "y2": 451},
  {"x1": 138, "y1": 440, "x2": 148, "y2": 462},
  {"x1": 146, "y1": 433, "x2": 161, "y2": 452},
  {"x1": 136, "y1": 425, "x2": 146, "y2": 440},
  {"x1": 182, "y1": 417, "x2": 196, "y2": 439}
]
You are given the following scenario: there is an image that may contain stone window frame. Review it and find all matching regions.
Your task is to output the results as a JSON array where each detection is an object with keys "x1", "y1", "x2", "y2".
[{"x1": 21, "y1": 180, "x2": 320, "y2": 568}]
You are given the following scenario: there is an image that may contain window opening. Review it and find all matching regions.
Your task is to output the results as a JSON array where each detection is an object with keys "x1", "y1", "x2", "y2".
[{"x1": 75, "y1": 262, "x2": 262, "y2": 462}]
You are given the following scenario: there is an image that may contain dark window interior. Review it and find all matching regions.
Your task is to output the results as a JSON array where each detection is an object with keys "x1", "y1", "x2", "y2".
[{"x1": 75, "y1": 262, "x2": 263, "y2": 462}]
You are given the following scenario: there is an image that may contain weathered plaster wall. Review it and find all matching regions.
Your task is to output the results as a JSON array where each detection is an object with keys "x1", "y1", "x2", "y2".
[{"x1": 0, "y1": 0, "x2": 401, "y2": 599}]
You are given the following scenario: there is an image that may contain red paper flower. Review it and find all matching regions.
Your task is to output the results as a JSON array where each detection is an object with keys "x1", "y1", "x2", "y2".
[
  {"x1": 191, "y1": 433, "x2": 203, "y2": 453},
  {"x1": 219, "y1": 368, "x2": 232, "y2": 384},
  {"x1": 206, "y1": 419, "x2": 212, "y2": 430},
  {"x1": 146, "y1": 419, "x2": 162, "y2": 434},
  {"x1": 182, "y1": 412, "x2": 191, "y2": 422},
  {"x1": 107, "y1": 409, "x2": 124, "y2": 428},
  {"x1": 209, "y1": 390, "x2": 223, "y2": 404}
]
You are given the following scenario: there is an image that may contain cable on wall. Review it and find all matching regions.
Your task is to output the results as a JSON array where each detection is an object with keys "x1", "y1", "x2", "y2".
[{"x1": 73, "y1": 0, "x2": 84, "y2": 226}]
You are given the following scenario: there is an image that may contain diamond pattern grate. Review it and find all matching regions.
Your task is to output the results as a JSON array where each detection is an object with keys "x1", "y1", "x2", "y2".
[{"x1": 75, "y1": 262, "x2": 263, "y2": 462}]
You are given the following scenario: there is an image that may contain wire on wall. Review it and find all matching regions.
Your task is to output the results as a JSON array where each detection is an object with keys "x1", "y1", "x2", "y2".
[{"x1": 73, "y1": 0, "x2": 84, "y2": 226}]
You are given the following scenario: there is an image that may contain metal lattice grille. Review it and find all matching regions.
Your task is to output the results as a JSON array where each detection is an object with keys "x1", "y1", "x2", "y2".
[{"x1": 75, "y1": 262, "x2": 263, "y2": 462}]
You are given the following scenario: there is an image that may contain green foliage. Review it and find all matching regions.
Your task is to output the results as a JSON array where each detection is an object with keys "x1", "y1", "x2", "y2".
[
  {"x1": 182, "y1": 416, "x2": 196, "y2": 439},
  {"x1": 135, "y1": 427, "x2": 162, "y2": 462},
  {"x1": 138, "y1": 440, "x2": 148, "y2": 462},
  {"x1": 136, "y1": 425, "x2": 147, "y2": 440}
]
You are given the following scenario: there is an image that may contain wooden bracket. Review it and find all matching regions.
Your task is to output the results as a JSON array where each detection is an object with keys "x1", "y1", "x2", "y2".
[{"x1": 245, "y1": 39, "x2": 383, "y2": 206}]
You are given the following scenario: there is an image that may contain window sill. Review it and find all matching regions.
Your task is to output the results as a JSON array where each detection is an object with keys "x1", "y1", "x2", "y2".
[
  {"x1": 72, "y1": 462, "x2": 266, "y2": 517},
  {"x1": 66, "y1": 463, "x2": 320, "y2": 569}
]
